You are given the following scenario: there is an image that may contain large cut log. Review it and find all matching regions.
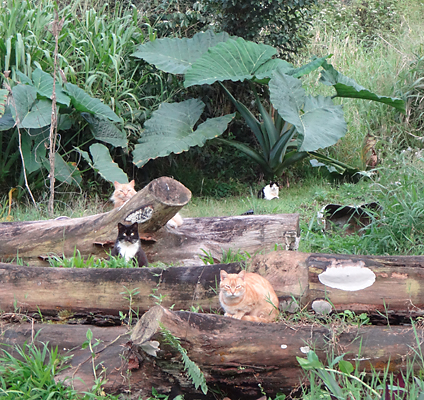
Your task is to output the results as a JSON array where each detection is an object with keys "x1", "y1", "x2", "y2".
[
  {"x1": 0, "y1": 180, "x2": 300, "y2": 266},
  {"x1": 249, "y1": 251, "x2": 424, "y2": 318},
  {"x1": 0, "y1": 262, "x2": 241, "y2": 316},
  {"x1": 0, "y1": 177, "x2": 191, "y2": 263},
  {"x1": 148, "y1": 213, "x2": 300, "y2": 266},
  {"x1": 1, "y1": 307, "x2": 424, "y2": 399},
  {"x1": 1, "y1": 250, "x2": 424, "y2": 318}
]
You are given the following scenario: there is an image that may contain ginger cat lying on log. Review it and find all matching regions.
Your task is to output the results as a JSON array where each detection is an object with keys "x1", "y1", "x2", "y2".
[{"x1": 219, "y1": 270, "x2": 279, "y2": 323}]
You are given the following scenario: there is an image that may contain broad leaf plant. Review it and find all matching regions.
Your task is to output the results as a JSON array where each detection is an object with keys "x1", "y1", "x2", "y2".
[{"x1": 132, "y1": 30, "x2": 405, "y2": 179}]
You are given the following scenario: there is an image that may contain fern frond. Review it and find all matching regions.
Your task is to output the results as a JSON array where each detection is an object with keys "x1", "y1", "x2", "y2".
[{"x1": 160, "y1": 325, "x2": 208, "y2": 395}]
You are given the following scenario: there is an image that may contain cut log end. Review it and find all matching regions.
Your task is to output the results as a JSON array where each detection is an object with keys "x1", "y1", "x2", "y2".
[{"x1": 149, "y1": 176, "x2": 192, "y2": 207}]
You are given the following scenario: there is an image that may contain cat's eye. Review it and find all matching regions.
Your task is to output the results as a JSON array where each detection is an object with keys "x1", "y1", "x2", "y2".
[
  {"x1": 130, "y1": 232, "x2": 134, "y2": 236},
  {"x1": 235, "y1": 285, "x2": 241, "y2": 289},
  {"x1": 224, "y1": 285, "x2": 231, "y2": 289}
]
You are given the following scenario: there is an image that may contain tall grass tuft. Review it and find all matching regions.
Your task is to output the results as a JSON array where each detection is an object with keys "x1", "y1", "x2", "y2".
[
  {"x1": 302, "y1": 0, "x2": 424, "y2": 168},
  {"x1": 0, "y1": 340, "x2": 77, "y2": 398},
  {"x1": 302, "y1": 152, "x2": 424, "y2": 256}
]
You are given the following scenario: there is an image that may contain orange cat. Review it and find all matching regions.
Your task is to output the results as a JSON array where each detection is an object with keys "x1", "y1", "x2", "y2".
[
  {"x1": 110, "y1": 180, "x2": 137, "y2": 208},
  {"x1": 110, "y1": 180, "x2": 184, "y2": 228},
  {"x1": 219, "y1": 270, "x2": 279, "y2": 323}
]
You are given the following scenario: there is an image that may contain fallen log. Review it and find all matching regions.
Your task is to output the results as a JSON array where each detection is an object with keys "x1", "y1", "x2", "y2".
[
  {"x1": 0, "y1": 262, "x2": 241, "y2": 316},
  {"x1": 0, "y1": 176, "x2": 191, "y2": 263},
  {"x1": 150, "y1": 213, "x2": 300, "y2": 266},
  {"x1": 0, "y1": 179, "x2": 300, "y2": 266},
  {"x1": 1, "y1": 306, "x2": 423, "y2": 399},
  {"x1": 1, "y1": 251, "x2": 424, "y2": 319}
]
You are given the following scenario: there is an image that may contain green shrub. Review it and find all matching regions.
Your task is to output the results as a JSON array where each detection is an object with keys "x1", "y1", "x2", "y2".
[{"x1": 204, "y1": 0, "x2": 319, "y2": 58}]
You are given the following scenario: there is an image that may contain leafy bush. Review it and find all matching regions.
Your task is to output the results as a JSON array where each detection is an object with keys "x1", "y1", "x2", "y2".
[
  {"x1": 139, "y1": 0, "x2": 211, "y2": 39},
  {"x1": 204, "y1": 0, "x2": 319, "y2": 58},
  {"x1": 0, "y1": 68, "x2": 126, "y2": 197},
  {"x1": 0, "y1": 0, "x2": 179, "y2": 197},
  {"x1": 132, "y1": 31, "x2": 404, "y2": 179}
]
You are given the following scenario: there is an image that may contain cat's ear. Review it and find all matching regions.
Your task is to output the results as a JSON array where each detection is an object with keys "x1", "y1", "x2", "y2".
[
  {"x1": 220, "y1": 270, "x2": 228, "y2": 281},
  {"x1": 114, "y1": 181, "x2": 120, "y2": 189},
  {"x1": 238, "y1": 270, "x2": 246, "y2": 280},
  {"x1": 130, "y1": 222, "x2": 139, "y2": 230},
  {"x1": 129, "y1": 179, "x2": 135, "y2": 188},
  {"x1": 117, "y1": 222, "x2": 124, "y2": 229}
]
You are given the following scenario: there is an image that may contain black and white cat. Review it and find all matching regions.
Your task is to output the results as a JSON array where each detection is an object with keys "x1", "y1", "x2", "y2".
[
  {"x1": 111, "y1": 222, "x2": 148, "y2": 267},
  {"x1": 258, "y1": 181, "x2": 280, "y2": 200}
]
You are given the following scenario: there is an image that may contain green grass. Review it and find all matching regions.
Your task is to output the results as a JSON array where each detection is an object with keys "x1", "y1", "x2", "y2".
[
  {"x1": 2, "y1": 192, "x2": 109, "y2": 222},
  {"x1": 300, "y1": 0, "x2": 424, "y2": 168},
  {"x1": 0, "y1": 340, "x2": 79, "y2": 399}
]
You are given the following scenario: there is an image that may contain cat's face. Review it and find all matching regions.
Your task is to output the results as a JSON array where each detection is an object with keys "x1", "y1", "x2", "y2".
[
  {"x1": 220, "y1": 270, "x2": 246, "y2": 298},
  {"x1": 117, "y1": 222, "x2": 140, "y2": 244},
  {"x1": 113, "y1": 180, "x2": 136, "y2": 202}
]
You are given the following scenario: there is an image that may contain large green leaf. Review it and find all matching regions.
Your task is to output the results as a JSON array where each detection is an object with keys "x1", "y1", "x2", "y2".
[
  {"x1": 132, "y1": 99, "x2": 234, "y2": 168},
  {"x1": 269, "y1": 70, "x2": 305, "y2": 128},
  {"x1": 184, "y1": 38, "x2": 277, "y2": 87},
  {"x1": 86, "y1": 143, "x2": 128, "y2": 183},
  {"x1": 297, "y1": 95, "x2": 346, "y2": 152},
  {"x1": 42, "y1": 153, "x2": 82, "y2": 186},
  {"x1": 216, "y1": 137, "x2": 273, "y2": 176},
  {"x1": 20, "y1": 99, "x2": 52, "y2": 129},
  {"x1": 0, "y1": 89, "x2": 8, "y2": 117},
  {"x1": 0, "y1": 108, "x2": 16, "y2": 131},
  {"x1": 21, "y1": 129, "x2": 48, "y2": 174},
  {"x1": 320, "y1": 62, "x2": 406, "y2": 113},
  {"x1": 270, "y1": 71, "x2": 347, "y2": 152},
  {"x1": 31, "y1": 68, "x2": 71, "y2": 107},
  {"x1": 64, "y1": 83, "x2": 121, "y2": 122},
  {"x1": 81, "y1": 112, "x2": 127, "y2": 149},
  {"x1": 131, "y1": 30, "x2": 232, "y2": 74},
  {"x1": 11, "y1": 85, "x2": 52, "y2": 129}
]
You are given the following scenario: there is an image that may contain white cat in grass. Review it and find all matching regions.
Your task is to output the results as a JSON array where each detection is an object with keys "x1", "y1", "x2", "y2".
[{"x1": 257, "y1": 182, "x2": 279, "y2": 200}]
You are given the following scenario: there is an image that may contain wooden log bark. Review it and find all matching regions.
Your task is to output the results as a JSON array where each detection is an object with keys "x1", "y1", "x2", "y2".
[
  {"x1": 0, "y1": 188, "x2": 300, "y2": 267},
  {"x1": 1, "y1": 250, "x2": 424, "y2": 319},
  {"x1": 0, "y1": 177, "x2": 191, "y2": 263},
  {"x1": 1, "y1": 307, "x2": 424, "y2": 399},
  {"x1": 147, "y1": 213, "x2": 300, "y2": 266},
  {"x1": 0, "y1": 262, "x2": 241, "y2": 316},
  {"x1": 127, "y1": 306, "x2": 424, "y2": 398}
]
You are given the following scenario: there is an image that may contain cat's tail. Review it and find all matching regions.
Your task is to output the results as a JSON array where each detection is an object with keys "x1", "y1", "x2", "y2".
[{"x1": 241, "y1": 314, "x2": 276, "y2": 323}]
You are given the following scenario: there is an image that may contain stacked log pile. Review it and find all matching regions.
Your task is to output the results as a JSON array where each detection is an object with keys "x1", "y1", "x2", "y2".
[{"x1": 1, "y1": 177, "x2": 424, "y2": 399}]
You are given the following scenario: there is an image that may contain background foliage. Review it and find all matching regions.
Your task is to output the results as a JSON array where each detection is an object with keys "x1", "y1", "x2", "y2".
[
  {"x1": 0, "y1": 0, "x2": 422, "y2": 205},
  {"x1": 203, "y1": 0, "x2": 318, "y2": 58}
]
